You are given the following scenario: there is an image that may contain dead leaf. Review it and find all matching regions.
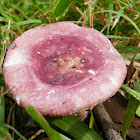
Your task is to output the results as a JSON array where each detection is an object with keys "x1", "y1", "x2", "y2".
[{"x1": 125, "y1": 51, "x2": 139, "y2": 84}]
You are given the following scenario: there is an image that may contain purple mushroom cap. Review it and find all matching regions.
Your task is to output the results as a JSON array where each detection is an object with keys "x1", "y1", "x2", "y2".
[{"x1": 3, "y1": 22, "x2": 127, "y2": 116}]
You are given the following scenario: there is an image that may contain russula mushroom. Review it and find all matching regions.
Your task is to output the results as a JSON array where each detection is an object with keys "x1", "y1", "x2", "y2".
[{"x1": 3, "y1": 22, "x2": 126, "y2": 117}]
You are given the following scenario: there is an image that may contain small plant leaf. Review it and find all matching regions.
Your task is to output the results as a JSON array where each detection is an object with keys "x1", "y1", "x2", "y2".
[
  {"x1": 26, "y1": 106, "x2": 71, "y2": 140},
  {"x1": 46, "y1": 115, "x2": 103, "y2": 140}
]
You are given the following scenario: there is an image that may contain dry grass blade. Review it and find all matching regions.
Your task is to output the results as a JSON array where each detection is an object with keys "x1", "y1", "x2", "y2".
[
  {"x1": 112, "y1": 37, "x2": 124, "y2": 47},
  {"x1": 0, "y1": 87, "x2": 5, "y2": 108},
  {"x1": 83, "y1": 11, "x2": 87, "y2": 27},
  {"x1": 12, "y1": 104, "x2": 15, "y2": 139},
  {"x1": 0, "y1": 86, "x2": 15, "y2": 108},
  {"x1": 29, "y1": 129, "x2": 45, "y2": 140},
  {"x1": 85, "y1": 0, "x2": 94, "y2": 28},
  {"x1": 0, "y1": 52, "x2": 6, "y2": 71},
  {"x1": 38, "y1": 11, "x2": 56, "y2": 23},
  {"x1": 77, "y1": 0, "x2": 95, "y2": 27},
  {"x1": 3, "y1": 136, "x2": 10, "y2": 140},
  {"x1": 1, "y1": 28, "x2": 19, "y2": 38},
  {"x1": 7, "y1": 103, "x2": 16, "y2": 131},
  {"x1": 125, "y1": 51, "x2": 139, "y2": 84}
]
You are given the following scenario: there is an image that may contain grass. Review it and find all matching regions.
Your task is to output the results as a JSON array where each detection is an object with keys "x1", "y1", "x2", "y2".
[{"x1": 0, "y1": 0, "x2": 140, "y2": 139}]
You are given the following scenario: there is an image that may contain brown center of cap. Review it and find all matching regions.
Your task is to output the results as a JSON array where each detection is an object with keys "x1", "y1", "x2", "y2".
[{"x1": 31, "y1": 35, "x2": 104, "y2": 85}]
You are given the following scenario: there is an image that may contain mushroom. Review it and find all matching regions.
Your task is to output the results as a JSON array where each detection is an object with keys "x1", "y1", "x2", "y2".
[{"x1": 3, "y1": 22, "x2": 126, "y2": 119}]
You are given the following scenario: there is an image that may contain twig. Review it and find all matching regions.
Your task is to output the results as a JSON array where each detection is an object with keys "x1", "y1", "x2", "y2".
[{"x1": 94, "y1": 103, "x2": 123, "y2": 140}]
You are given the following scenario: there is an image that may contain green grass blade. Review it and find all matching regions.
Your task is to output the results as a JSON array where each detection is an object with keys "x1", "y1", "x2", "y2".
[
  {"x1": 111, "y1": 7, "x2": 125, "y2": 30},
  {"x1": 0, "y1": 96, "x2": 13, "y2": 140},
  {"x1": 1, "y1": 19, "x2": 42, "y2": 28},
  {"x1": 52, "y1": 0, "x2": 74, "y2": 20},
  {"x1": 121, "y1": 82, "x2": 140, "y2": 140},
  {"x1": 46, "y1": 115, "x2": 103, "y2": 140},
  {"x1": 107, "y1": 0, "x2": 113, "y2": 35},
  {"x1": 0, "y1": 129, "x2": 13, "y2": 140},
  {"x1": 121, "y1": 96, "x2": 140, "y2": 140},
  {"x1": 4, "y1": 124, "x2": 27, "y2": 140},
  {"x1": 107, "y1": 35, "x2": 132, "y2": 39},
  {"x1": 121, "y1": 85, "x2": 140, "y2": 101},
  {"x1": 121, "y1": 53, "x2": 140, "y2": 60},
  {"x1": 11, "y1": 19, "x2": 42, "y2": 27},
  {"x1": 134, "y1": 81, "x2": 140, "y2": 92},
  {"x1": 0, "y1": 16, "x2": 8, "y2": 23},
  {"x1": 91, "y1": 0, "x2": 99, "y2": 9},
  {"x1": 93, "y1": 10, "x2": 140, "y2": 34},
  {"x1": 0, "y1": 96, "x2": 5, "y2": 132},
  {"x1": 127, "y1": 0, "x2": 137, "y2": 9},
  {"x1": 2, "y1": 11, "x2": 23, "y2": 34},
  {"x1": 88, "y1": 109, "x2": 94, "y2": 129},
  {"x1": 118, "y1": 46, "x2": 140, "y2": 53},
  {"x1": 133, "y1": 81, "x2": 140, "y2": 117},
  {"x1": 118, "y1": 0, "x2": 129, "y2": 7},
  {"x1": 136, "y1": 105, "x2": 140, "y2": 117},
  {"x1": 76, "y1": 7, "x2": 83, "y2": 16},
  {"x1": 0, "y1": 129, "x2": 8, "y2": 140},
  {"x1": 26, "y1": 106, "x2": 70, "y2": 140},
  {"x1": 28, "y1": 0, "x2": 45, "y2": 14}
]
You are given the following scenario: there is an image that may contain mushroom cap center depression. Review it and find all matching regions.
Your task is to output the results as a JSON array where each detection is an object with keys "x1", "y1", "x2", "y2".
[{"x1": 31, "y1": 35, "x2": 104, "y2": 85}]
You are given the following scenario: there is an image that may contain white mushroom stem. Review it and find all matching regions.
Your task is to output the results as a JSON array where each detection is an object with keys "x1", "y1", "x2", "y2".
[{"x1": 94, "y1": 103, "x2": 123, "y2": 140}]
